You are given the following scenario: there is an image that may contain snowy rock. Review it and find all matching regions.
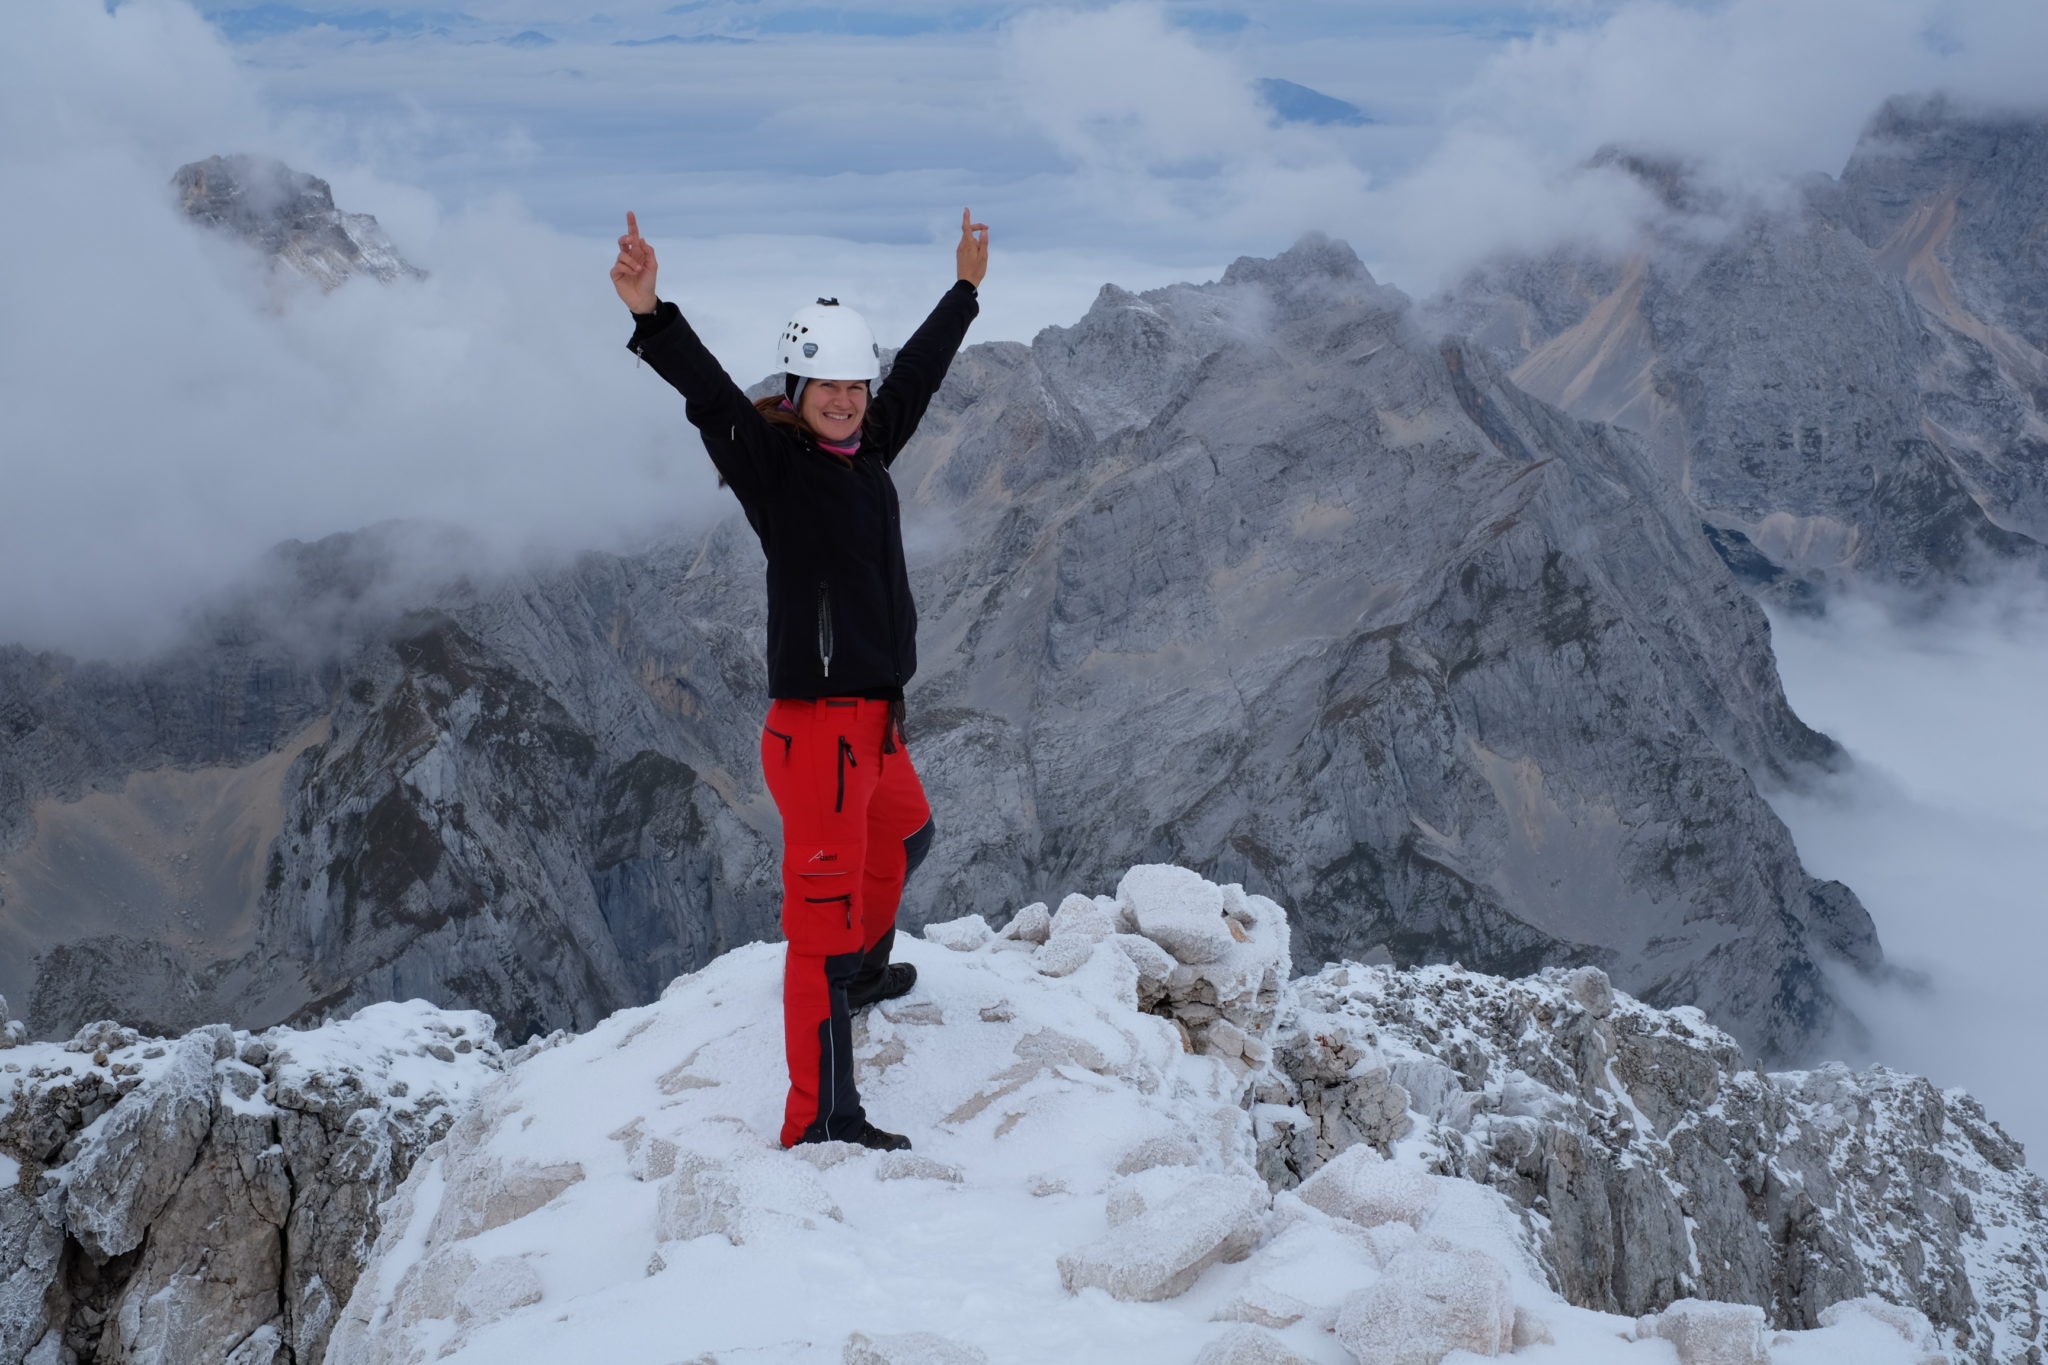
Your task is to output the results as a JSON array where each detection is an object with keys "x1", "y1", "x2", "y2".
[
  {"x1": 1193, "y1": 1323, "x2": 1321, "y2": 1365},
  {"x1": 924, "y1": 915, "x2": 994, "y2": 952},
  {"x1": 1819, "y1": 1296, "x2": 1940, "y2": 1350},
  {"x1": 1058, "y1": 1170, "x2": 1268, "y2": 1302},
  {"x1": 875, "y1": 1153, "x2": 964, "y2": 1184},
  {"x1": 656, "y1": 1151, "x2": 843, "y2": 1245},
  {"x1": 1033, "y1": 934, "x2": 1096, "y2": 978},
  {"x1": 1332, "y1": 1244, "x2": 1514, "y2": 1364},
  {"x1": 1, "y1": 1002, "x2": 497, "y2": 1365},
  {"x1": 843, "y1": 1330, "x2": 989, "y2": 1365},
  {"x1": 1110, "y1": 932, "x2": 1177, "y2": 992},
  {"x1": 1000, "y1": 902, "x2": 1053, "y2": 945},
  {"x1": 457, "y1": 1254, "x2": 544, "y2": 1325},
  {"x1": 1119, "y1": 865, "x2": 1233, "y2": 964},
  {"x1": 1213, "y1": 1282, "x2": 1311, "y2": 1330},
  {"x1": 1633, "y1": 1298, "x2": 1768, "y2": 1365},
  {"x1": 1511, "y1": 1305, "x2": 1555, "y2": 1348},
  {"x1": 1296, "y1": 1145, "x2": 1438, "y2": 1230},
  {"x1": 1561, "y1": 965, "x2": 1614, "y2": 1018},
  {"x1": 425, "y1": 1155, "x2": 585, "y2": 1244},
  {"x1": 57, "y1": 1026, "x2": 225, "y2": 1261},
  {"x1": 1049, "y1": 893, "x2": 1120, "y2": 943},
  {"x1": 1114, "y1": 1134, "x2": 1203, "y2": 1176}
]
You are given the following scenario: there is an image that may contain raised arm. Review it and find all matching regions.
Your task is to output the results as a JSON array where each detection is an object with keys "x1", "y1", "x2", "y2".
[
  {"x1": 613, "y1": 212, "x2": 780, "y2": 502},
  {"x1": 867, "y1": 209, "x2": 988, "y2": 462}
]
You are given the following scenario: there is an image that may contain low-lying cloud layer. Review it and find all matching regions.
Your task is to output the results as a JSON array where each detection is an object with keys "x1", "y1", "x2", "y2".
[{"x1": 1769, "y1": 585, "x2": 2048, "y2": 1168}]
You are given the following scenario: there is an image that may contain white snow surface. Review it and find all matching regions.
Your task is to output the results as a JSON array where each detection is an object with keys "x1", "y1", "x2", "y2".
[{"x1": 326, "y1": 867, "x2": 1939, "y2": 1365}]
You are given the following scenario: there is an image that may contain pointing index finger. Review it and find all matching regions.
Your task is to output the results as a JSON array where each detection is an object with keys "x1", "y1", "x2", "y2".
[{"x1": 626, "y1": 210, "x2": 640, "y2": 240}]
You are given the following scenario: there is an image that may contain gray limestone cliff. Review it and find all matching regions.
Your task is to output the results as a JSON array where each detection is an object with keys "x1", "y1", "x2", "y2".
[{"x1": 1439, "y1": 97, "x2": 2048, "y2": 599}]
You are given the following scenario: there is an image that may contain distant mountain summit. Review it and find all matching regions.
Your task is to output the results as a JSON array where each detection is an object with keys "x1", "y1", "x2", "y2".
[
  {"x1": 1439, "y1": 96, "x2": 2048, "y2": 600},
  {"x1": 173, "y1": 153, "x2": 425, "y2": 290}
]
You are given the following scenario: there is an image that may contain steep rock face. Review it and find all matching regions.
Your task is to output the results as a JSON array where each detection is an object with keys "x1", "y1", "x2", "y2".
[
  {"x1": 0, "y1": 1000, "x2": 504, "y2": 1365},
  {"x1": 3, "y1": 239, "x2": 1873, "y2": 1062},
  {"x1": 1260, "y1": 962, "x2": 2046, "y2": 1364},
  {"x1": 876, "y1": 238, "x2": 1872, "y2": 1062},
  {"x1": 174, "y1": 155, "x2": 425, "y2": 290},
  {"x1": 1443, "y1": 99, "x2": 2048, "y2": 596},
  {"x1": 0, "y1": 522, "x2": 781, "y2": 1043}
]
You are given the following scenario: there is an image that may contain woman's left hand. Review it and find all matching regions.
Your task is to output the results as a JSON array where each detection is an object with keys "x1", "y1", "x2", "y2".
[{"x1": 956, "y1": 208, "x2": 990, "y2": 288}]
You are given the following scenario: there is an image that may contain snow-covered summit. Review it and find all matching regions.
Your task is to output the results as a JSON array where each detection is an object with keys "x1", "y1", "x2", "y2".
[{"x1": 319, "y1": 867, "x2": 2015, "y2": 1365}]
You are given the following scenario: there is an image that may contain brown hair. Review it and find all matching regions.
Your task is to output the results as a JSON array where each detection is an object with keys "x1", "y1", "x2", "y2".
[{"x1": 752, "y1": 393, "x2": 857, "y2": 467}]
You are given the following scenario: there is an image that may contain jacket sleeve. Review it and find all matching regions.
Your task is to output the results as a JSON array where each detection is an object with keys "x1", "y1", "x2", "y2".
[
  {"x1": 866, "y1": 280, "x2": 980, "y2": 466},
  {"x1": 627, "y1": 301, "x2": 783, "y2": 507}
]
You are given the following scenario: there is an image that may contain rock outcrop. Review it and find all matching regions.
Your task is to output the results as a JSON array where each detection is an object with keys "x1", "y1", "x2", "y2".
[
  {"x1": 174, "y1": 155, "x2": 425, "y2": 290},
  {"x1": 1257, "y1": 959, "x2": 2046, "y2": 1363},
  {"x1": 0, "y1": 1002, "x2": 503, "y2": 1364}
]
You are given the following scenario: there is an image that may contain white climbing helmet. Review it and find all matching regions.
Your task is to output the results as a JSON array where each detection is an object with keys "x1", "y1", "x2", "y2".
[{"x1": 776, "y1": 297, "x2": 882, "y2": 381}]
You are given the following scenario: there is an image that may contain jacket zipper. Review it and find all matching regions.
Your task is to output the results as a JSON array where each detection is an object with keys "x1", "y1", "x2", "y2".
[
  {"x1": 835, "y1": 736, "x2": 857, "y2": 812},
  {"x1": 817, "y1": 582, "x2": 834, "y2": 679}
]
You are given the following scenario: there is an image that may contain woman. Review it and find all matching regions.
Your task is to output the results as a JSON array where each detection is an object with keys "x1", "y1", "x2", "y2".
[{"x1": 611, "y1": 209, "x2": 989, "y2": 1152}]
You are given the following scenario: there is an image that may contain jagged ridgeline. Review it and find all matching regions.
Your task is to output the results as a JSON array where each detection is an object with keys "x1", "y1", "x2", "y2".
[
  {"x1": 5, "y1": 100, "x2": 2044, "y2": 1069},
  {"x1": 1438, "y1": 94, "x2": 2048, "y2": 600}
]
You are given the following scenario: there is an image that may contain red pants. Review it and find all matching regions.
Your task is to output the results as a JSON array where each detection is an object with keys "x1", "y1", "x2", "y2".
[{"x1": 762, "y1": 697, "x2": 933, "y2": 1147}]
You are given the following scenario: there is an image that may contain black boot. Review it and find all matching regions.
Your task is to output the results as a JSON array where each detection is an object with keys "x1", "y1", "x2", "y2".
[
  {"x1": 847, "y1": 961, "x2": 917, "y2": 1012},
  {"x1": 846, "y1": 1119, "x2": 912, "y2": 1151}
]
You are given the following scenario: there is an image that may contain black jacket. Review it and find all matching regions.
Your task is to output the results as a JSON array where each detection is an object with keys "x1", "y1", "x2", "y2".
[{"x1": 628, "y1": 281, "x2": 978, "y2": 700}]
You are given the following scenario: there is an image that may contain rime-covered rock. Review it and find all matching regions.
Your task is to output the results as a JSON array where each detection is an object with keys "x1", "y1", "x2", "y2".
[
  {"x1": 0, "y1": 1003, "x2": 499, "y2": 1365},
  {"x1": 1266, "y1": 960, "x2": 2048, "y2": 1364},
  {"x1": 1058, "y1": 1170, "x2": 1269, "y2": 1302},
  {"x1": 1634, "y1": 1298, "x2": 1769, "y2": 1365},
  {"x1": 1193, "y1": 1323, "x2": 1321, "y2": 1365},
  {"x1": 1332, "y1": 1244, "x2": 1515, "y2": 1364},
  {"x1": 843, "y1": 1330, "x2": 989, "y2": 1365}
]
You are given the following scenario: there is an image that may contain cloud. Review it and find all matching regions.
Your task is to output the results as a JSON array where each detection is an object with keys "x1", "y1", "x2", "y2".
[
  {"x1": 1767, "y1": 581, "x2": 2048, "y2": 1169},
  {"x1": 1003, "y1": 3, "x2": 1376, "y2": 250},
  {"x1": 1, "y1": 2, "x2": 1222, "y2": 659}
]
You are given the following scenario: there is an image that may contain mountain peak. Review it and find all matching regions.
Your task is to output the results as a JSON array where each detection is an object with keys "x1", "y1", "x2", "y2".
[{"x1": 173, "y1": 153, "x2": 425, "y2": 290}]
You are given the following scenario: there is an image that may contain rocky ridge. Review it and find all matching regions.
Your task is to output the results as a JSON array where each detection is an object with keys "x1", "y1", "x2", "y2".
[
  {"x1": 1258, "y1": 964, "x2": 2043, "y2": 1363},
  {"x1": 1440, "y1": 97, "x2": 2048, "y2": 599},
  {"x1": 0, "y1": 991, "x2": 507, "y2": 1365}
]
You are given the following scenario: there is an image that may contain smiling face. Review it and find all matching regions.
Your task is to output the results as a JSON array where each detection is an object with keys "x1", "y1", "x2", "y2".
[{"x1": 798, "y1": 378, "x2": 869, "y2": 445}]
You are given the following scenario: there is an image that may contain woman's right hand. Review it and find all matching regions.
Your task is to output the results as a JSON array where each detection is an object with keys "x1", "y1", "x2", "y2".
[{"x1": 611, "y1": 211, "x2": 659, "y2": 313}]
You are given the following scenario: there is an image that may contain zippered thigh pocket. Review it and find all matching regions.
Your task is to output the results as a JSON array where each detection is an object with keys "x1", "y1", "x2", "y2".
[
  {"x1": 835, "y1": 735, "x2": 858, "y2": 812},
  {"x1": 817, "y1": 582, "x2": 834, "y2": 678}
]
